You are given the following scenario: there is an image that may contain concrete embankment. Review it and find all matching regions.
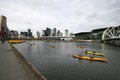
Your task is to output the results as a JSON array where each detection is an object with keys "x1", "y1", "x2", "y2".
[
  {"x1": 77, "y1": 40, "x2": 102, "y2": 43},
  {"x1": 10, "y1": 44, "x2": 47, "y2": 80}
]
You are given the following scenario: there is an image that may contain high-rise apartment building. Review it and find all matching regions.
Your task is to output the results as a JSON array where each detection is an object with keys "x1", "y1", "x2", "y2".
[
  {"x1": 52, "y1": 28, "x2": 57, "y2": 36},
  {"x1": 42, "y1": 30, "x2": 46, "y2": 36},
  {"x1": 57, "y1": 30, "x2": 61, "y2": 37},
  {"x1": 28, "y1": 29, "x2": 32, "y2": 37},
  {"x1": 45, "y1": 27, "x2": 51, "y2": 36},
  {"x1": 65, "y1": 29, "x2": 69, "y2": 37},
  {"x1": 0, "y1": 15, "x2": 9, "y2": 39},
  {"x1": 0, "y1": 15, "x2": 8, "y2": 31}
]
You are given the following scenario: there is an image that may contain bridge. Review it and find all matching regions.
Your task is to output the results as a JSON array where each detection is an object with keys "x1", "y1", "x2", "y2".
[{"x1": 102, "y1": 26, "x2": 120, "y2": 45}]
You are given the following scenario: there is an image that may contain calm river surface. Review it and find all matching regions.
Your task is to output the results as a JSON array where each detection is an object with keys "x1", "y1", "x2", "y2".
[{"x1": 13, "y1": 41, "x2": 120, "y2": 80}]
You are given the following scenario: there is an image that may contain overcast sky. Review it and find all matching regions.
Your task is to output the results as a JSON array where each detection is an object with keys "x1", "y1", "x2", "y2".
[{"x1": 0, "y1": 0, "x2": 120, "y2": 36}]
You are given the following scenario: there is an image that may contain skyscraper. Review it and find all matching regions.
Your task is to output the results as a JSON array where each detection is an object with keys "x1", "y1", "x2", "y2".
[
  {"x1": 0, "y1": 15, "x2": 8, "y2": 31},
  {"x1": 42, "y1": 30, "x2": 46, "y2": 36},
  {"x1": 65, "y1": 29, "x2": 69, "y2": 37},
  {"x1": 52, "y1": 28, "x2": 57, "y2": 36},
  {"x1": 28, "y1": 29, "x2": 32, "y2": 37},
  {"x1": 57, "y1": 30, "x2": 61, "y2": 37},
  {"x1": 45, "y1": 27, "x2": 51, "y2": 36},
  {"x1": 0, "y1": 15, "x2": 9, "y2": 39}
]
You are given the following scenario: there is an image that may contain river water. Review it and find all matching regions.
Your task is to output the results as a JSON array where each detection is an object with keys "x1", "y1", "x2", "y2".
[{"x1": 13, "y1": 41, "x2": 120, "y2": 80}]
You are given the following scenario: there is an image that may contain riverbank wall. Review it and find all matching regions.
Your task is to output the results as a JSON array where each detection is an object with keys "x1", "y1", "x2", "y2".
[
  {"x1": 76, "y1": 40, "x2": 102, "y2": 43},
  {"x1": 10, "y1": 44, "x2": 47, "y2": 80}
]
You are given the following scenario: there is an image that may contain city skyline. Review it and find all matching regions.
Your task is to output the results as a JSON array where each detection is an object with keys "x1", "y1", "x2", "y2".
[
  {"x1": 9, "y1": 27, "x2": 72, "y2": 38},
  {"x1": 0, "y1": 0, "x2": 120, "y2": 37},
  {"x1": 41, "y1": 27, "x2": 71, "y2": 37}
]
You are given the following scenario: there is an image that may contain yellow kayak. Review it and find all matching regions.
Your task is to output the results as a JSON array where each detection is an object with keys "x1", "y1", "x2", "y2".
[
  {"x1": 73, "y1": 55, "x2": 90, "y2": 60},
  {"x1": 82, "y1": 51, "x2": 104, "y2": 56},
  {"x1": 90, "y1": 57, "x2": 107, "y2": 62},
  {"x1": 73, "y1": 55, "x2": 107, "y2": 62},
  {"x1": 8, "y1": 40, "x2": 25, "y2": 43}
]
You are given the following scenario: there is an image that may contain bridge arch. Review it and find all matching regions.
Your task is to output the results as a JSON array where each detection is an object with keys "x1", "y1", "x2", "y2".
[{"x1": 102, "y1": 26, "x2": 120, "y2": 40}]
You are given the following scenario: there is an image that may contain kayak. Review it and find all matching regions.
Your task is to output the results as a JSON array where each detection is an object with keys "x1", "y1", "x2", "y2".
[
  {"x1": 8, "y1": 40, "x2": 25, "y2": 43},
  {"x1": 87, "y1": 51, "x2": 104, "y2": 56},
  {"x1": 73, "y1": 55, "x2": 90, "y2": 60},
  {"x1": 90, "y1": 57, "x2": 107, "y2": 62},
  {"x1": 82, "y1": 51, "x2": 104, "y2": 56},
  {"x1": 73, "y1": 55, "x2": 107, "y2": 62}
]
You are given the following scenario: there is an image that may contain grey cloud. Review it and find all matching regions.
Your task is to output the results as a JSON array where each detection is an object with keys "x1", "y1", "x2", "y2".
[{"x1": 0, "y1": 0, "x2": 120, "y2": 35}]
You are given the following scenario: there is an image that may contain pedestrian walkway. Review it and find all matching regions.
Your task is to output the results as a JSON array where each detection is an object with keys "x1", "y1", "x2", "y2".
[{"x1": 0, "y1": 42, "x2": 37, "y2": 80}]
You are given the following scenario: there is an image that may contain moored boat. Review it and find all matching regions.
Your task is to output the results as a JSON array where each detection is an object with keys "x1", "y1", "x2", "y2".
[{"x1": 8, "y1": 40, "x2": 25, "y2": 44}]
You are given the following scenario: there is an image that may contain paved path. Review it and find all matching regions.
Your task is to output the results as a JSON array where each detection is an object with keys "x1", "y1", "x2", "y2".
[{"x1": 0, "y1": 42, "x2": 36, "y2": 80}]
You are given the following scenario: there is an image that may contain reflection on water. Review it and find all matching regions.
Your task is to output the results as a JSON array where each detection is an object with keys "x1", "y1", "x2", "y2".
[{"x1": 14, "y1": 41, "x2": 120, "y2": 80}]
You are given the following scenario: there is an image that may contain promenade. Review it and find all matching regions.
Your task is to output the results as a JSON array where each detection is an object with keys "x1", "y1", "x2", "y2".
[{"x1": 0, "y1": 42, "x2": 45, "y2": 80}]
